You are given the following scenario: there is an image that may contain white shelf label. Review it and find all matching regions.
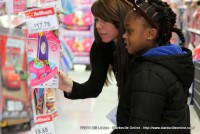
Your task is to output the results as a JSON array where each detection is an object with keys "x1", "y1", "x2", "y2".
[
  {"x1": 24, "y1": 7, "x2": 59, "y2": 33},
  {"x1": 35, "y1": 114, "x2": 55, "y2": 134}
]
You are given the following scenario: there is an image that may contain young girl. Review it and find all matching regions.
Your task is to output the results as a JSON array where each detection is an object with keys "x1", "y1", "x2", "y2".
[{"x1": 113, "y1": 0, "x2": 194, "y2": 133}]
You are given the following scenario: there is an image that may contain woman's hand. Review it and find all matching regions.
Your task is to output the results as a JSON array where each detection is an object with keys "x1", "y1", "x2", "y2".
[{"x1": 57, "y1": 70, "x2": 73, "y2": 93}]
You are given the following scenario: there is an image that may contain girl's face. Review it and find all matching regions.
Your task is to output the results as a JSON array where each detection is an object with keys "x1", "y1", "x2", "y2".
[
  {"x1": 123, "y1": 11, "x2": 156, "y2": 54},
  {"x1": 95, "y1": 17, "x2": 119, "y2": 43}
]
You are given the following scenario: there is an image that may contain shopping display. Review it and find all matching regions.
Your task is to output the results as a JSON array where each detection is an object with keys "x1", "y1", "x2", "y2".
[
  {"x1": 6, "y1": 0, "x2": 27, "y2": 14},
  {"x1": 0, "y1": 1, "x2": 5, "y2": 16},
  {"x1": 60, "y1": 0, "x2": 94, "y2": 65},
  {"x1": 177, "y1": 0, "x2": 200, "y2": 56},
  {"x1": 194, "y1": 61, "x2": 200, "y2": 119},
  {"x1": 175, "y1": 0, "x2": 200, "y2": 119},
  {"x1": 0, "y1": 0, "x2": 75, "y2": 133},
  {"x1": 0, "y1": 0, "x2": 200, "y2": 133},
  {"x1": 26, "y1": 31, "x2": 60, "y2": 88},
  {"x1": 23, "y1": 5, "x2": 61, "y2": 134},
  {"x1": 0, "y1": 27, "x2": 32, "y2": 134},
  {"x1": 33, "y1": 88, "x2": 58, "y2": 117},
  {"x1": 27, "y1": 0, "x2": 62, "y2": 11}
]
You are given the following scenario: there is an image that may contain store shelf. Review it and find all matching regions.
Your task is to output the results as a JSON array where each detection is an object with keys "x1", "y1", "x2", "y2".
[
  {"x1": 76, "y1": 4, "x2": 92, "y2": 9},
  {"x1": 60, "y1": 25, "x2": 94, "y2": 38},
  {"x1": 187, "y1": 28, "x2": 200, "y2": 35},
  {"x1": 178, "y1": 5, "x2": 187, "y2": 9},
  {"x1": 185, "y1": 0, "x2": 200, "y2": 2},
  {"x1": 74, "y1": 56, "x2": 90, "y2": 64},
  {"x1": 193, "y1": 61, "x2": 200, "y2": 119}
]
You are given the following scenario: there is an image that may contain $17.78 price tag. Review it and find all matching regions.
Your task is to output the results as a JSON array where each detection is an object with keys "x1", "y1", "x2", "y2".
[
  {"x1": 35, "y1": 114, "x2": 55, "y2": 134},
  {"x1": 24, "y1": 7, "x2": 59, "y2": 34}
]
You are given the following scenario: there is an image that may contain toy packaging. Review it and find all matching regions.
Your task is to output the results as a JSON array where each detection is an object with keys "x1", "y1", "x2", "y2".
[
  {"x1": 32, "y1": 88, "x2": 58, "y2": 117},
  {"x1": 59, "y1": 36, "x2": 74, "y2": 73},
  {"x1": 26, "y1": 31, "x2": 60, "y2": 88},
  {"x1": 27, "y1": 0, "x2": 62, "y2": 11},
  {"x1": 65, "y1": 37, "x2": 93, "y2": 56},
  {"x1": 0, "y1": 55, "x2": 2, "y2": 133},
  {"x1": 5, "y1": 0, "x2": 27, "y2": 14},
  {"x1": 40, "y1": 0, "x2": 62, "y2": 12},
  {"x1": 62, "y1": 9, "x2": 93, "y2": 31},
  {"x1": 0, "y1": 1, "x2": 6, "y2": 16},
  {"x1": 60, "y1": 0, "x2": 94, "y2": 65},
  {"x1": 35, "y1": 113, "x2": 56, "y2": 134},
  {"x1": 0, "y1": 27, "x2": 32, "y2": 134},
  {"x1": 61, "y1": 0, "x2": 74, "y2": 14},
  {"x1": 30, "y1": 87, "x2": 57, "y2": 134}
]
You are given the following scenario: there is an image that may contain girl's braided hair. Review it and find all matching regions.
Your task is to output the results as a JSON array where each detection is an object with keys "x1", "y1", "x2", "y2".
[{"x1": 130, "y1": 0, "x2": 185, "y2": 46}]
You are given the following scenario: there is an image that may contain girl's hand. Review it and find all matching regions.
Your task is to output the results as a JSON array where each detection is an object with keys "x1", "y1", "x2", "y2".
[{"x1": 57, "y1": 70, "x2": 73, "y2": 93}]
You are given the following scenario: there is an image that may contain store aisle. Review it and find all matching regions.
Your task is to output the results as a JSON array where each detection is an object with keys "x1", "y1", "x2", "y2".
[
  {"x1": 20, "y1": 70, "x2": 200, "y2": 134},
  {"x1": 54, "y1": 70, "x2": 118, "y2": 134},
  {"x1": 53, "y1": 70, "x2": 200, "y2": 134}
]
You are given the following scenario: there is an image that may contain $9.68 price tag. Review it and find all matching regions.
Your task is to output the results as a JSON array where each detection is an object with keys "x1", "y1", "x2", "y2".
[
  {"x1": 24, "y1": 7, "x2": 59, "y2": 34},
  {"x1": 35, "y1": 114, "x2": 55, "y2": 134}
]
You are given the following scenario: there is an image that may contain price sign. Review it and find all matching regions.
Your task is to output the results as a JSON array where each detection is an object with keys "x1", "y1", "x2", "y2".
[
  {"x1": 24, "y1": 7, "x2": 59, "y2": 33},
  {"x1": 7, "y1": 38, "x2": 24, "y2": 48},
  {"x1": 35, "y1": 114, "x2": 55, "y2": 134},
  {"x1": 41, "y1": 0, "x2": 62, "y2": 11}
]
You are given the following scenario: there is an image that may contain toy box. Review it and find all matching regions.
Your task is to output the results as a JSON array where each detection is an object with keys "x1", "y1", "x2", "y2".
[
  {"x1": 0, "y1": 28, "x2": 32, "y2": 134},
  {"x1": 27, "y1": 0, "x2": 62, "y2": 11},
  {"x1": 65, "y1": 37, "x2": 93, "y2": 56},
  {"x1": 62, "y1": 9, "x2": 93, "y2": 31},
  {"x1": 5, "y1": 0, "x2": 27, "y2": 14},
  {"x1": 0, "y1": 1, "x2": 6, "y2": 16},
  {"x1": 32, "y1": 88, "x2": 58, "y2": 117},
  {"x1": 26, "y1": 31, "x2": 60, "y2": 88}
]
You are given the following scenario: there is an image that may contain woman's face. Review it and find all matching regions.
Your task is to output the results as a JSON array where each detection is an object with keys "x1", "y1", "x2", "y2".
[
  {"x1": 123, "y1": 11, "x2": 152, "y2": 54},
  {"x1": 95, "y1": 17, "x2": 119, "y2": 43}
]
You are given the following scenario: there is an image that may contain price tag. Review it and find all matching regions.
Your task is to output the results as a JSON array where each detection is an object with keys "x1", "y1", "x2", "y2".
[
  {"x1": 24, "y1": 7, "x2": 59, "y2": 34},
  {"x1": 35, "y1": 114, "x2": 55, "y2": 134},
  {"x1": 7, "y1": 38, "x2": 24, "y2": 48},
  {"x1": 41, "y1": 0, "x2": 62, "y2": 11}
]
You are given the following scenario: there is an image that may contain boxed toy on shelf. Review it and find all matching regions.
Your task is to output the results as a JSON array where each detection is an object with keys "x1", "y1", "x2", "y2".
[
  {"x1": 59, "y1": 36, "x2": 74, "y2": 73},
  {"x1": 27, "y1": 0, "x2": 62, "y2": 11},
  {"x1": 0, "y1": 1, "x2": 6, "y2": 16},
  {"x1": 61, "y1": 0, "x2": 94, "y2": 65},
  {"x1": 26, "y1": 31, "x2": 60, "y2": 88},
  {"x1": 193, "y1": 61, "x2": 200, "y2": 119},
  {"x1": 62, "y1": 9, "x2": 93, "y2": 31},
  {"x1": 65, "y1": 37, "x2": 93, "y2": 56},
  {"x1": 0, "y1": 27, "x2": 32, "y2": 134},
  {"x1": 5, "y1": 0, "x2": 27, "y2": 14},
  {"x1": 22, "y1": 5, "x2": 63, "y2": 133},
  {"x1": 32, "y1": 88, "x2": 58, "y2": 117},
  {"x1": 177, "y1": 1, "x2": 200, "y2": 48}
]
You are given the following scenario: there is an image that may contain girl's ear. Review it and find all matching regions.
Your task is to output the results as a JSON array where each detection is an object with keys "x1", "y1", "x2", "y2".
[{"x1": 146, "y1": 28, "x2": 158, "y2": 40}]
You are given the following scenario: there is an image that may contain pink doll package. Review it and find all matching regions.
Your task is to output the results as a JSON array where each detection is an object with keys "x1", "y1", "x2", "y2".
[
  {"x1": 62, "y1": 9, "x2": 93, "y2": 31},
  {"x1": 26, "y1": 31, "x2": 60, "y2": 88},
  {"x1": 65, "y1": 37, "x2": 93, "y2": 55}
]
